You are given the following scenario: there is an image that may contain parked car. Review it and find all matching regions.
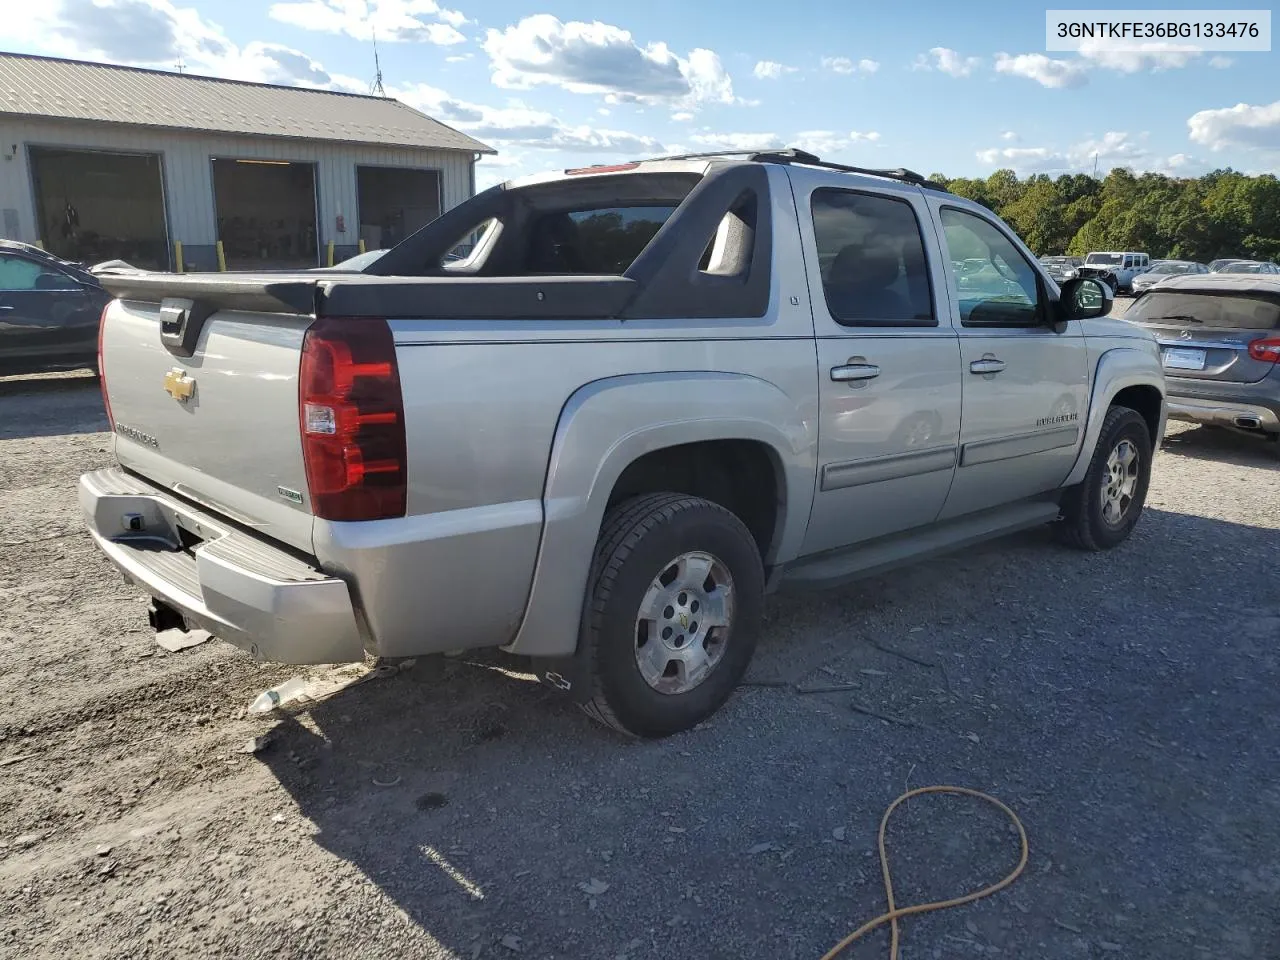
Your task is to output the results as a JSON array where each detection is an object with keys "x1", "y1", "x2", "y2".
[
  {"x1": 1217, "y1": 260, "x2": 1280, "y2": 275},
  {"x1": 1129, "y1": 259, "x2": 1209, "y2": 294},
  {"x1": 80, "y1": 150, "x2": 1166, "y2": 738},
  {"x1": 0, "y1": 240, "x2": 112, "y2": 376},
  {"x1": 1208, "y1": 258, "x2": 1248, "y2": 273},
  {"x1": 1039, "y1": 255, "x2": 1083, "y2": 284},
  {"x1": 1126, "y1": 273, "x2": 1280, "y2": 448},
  {"x1": 1079, "y1": 251, "x2": 1151, "y2": 294}
]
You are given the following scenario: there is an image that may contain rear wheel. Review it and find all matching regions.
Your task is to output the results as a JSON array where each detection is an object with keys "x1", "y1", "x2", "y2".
[
  {"x1": 1056, "y1": 406, "x2": 1153, "y2": 551},
  {"x1": 578, "y1": 493, "x2": 764, "y2": 738}
]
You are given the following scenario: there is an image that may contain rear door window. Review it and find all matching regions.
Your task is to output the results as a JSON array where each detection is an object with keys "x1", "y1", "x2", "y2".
[
  {"x1": 524, "y1": 205, "x2": 676, "y2": 274},
  {"x1": 810, "y1": 189, "x2": 935, "y2": 327},
  {"x1": 1127, "y1": 291, "x2": 1280, "y2": 329}
]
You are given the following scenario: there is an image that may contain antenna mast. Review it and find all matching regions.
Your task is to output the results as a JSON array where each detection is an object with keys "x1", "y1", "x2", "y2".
[{"x1": 370, "y1": 26, "x2": 386, "y2": 97}]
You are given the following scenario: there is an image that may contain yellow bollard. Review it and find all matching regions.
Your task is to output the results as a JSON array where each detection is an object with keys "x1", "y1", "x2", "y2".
[
  {"x1": 216, "y1": 240, "x2": 226, "y2": 272},
  {"x1": 174, "y1": 241, "x2": 184, "y2": 273},
  {"x1": 326, "y1": 240, "x2": 335, "y2": 267},
  {"x1": 357, "y1": 237, "x2": 366, "y2": 254}
]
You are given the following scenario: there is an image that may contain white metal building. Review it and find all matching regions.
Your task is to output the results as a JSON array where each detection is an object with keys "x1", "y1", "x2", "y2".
[{"x1": 0, "y1": 53, "x2": 493, "y2": 271}]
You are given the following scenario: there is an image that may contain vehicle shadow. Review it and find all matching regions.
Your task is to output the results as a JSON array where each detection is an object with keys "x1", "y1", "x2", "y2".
[
  {"x1": 0, "y1": 373, "x2": 107, "y2": 439},
  {"x1": 250, "y1": 497, "x2": 1280, "y2": 959},
  {"x1": 1161, "y1": 422, "x2": 1279, "y2": 470}
]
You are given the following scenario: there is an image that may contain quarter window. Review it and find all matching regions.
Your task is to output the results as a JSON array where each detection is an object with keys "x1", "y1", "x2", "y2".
[
  {"x1": 810, "y1": 190, "x2": 935, "y2": 327},
  {"x1": 939, "y1": 208, "x2": 1042, "y2": 327}
]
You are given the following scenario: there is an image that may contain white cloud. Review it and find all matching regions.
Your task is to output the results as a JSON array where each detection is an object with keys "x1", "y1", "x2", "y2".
[
  {"x1": 8, "y1": 0, "x2": 367, "y2": 89},
  {"x1": 753, "y1": 60, "x2": 796, "y2": 80},
  {"x1": 994, "y1": 52, "x2": 1088, "y2": 88},
  {"x1": 1209, "y1": 56, "x2": 1234, "y2": 69},
  {"x1": 1077, "y1": 40, "x2": 1199, "y2": 73},
  {"x1": 268, "y1": 0, "x2": 467, "y2": 45},
  {"x1": 975, "y1": 146, "x2": 1065, "y2": 173},
  {"x1": 821, "y1": 56, "x2": 879, "y2": 75},
  {"x1": 1068, "y1": 130, "x2": 1150, "y2": 167},
  {"x1": 394, "y1": 83, "x2": 664, "y2": 154},
  {"x1": 688, "y1": 132, "x2": 785, "y2": 152},
  {"x1": 481, "y1": 15, "x2": 735, "y2": 107},
  {"x1": 1188, "y1": 100, "x2": 1280, "y2": 151},
  {"x1": 1001, "y1": 130, "x2": 1018, "y2": 141},
  {"x1": 792, "y1": 129, "x2": 882, "y2": 156},
  {"x1": 975, "y1": 131, "x2": 1154, "y2": 174},
  {"x1": 671, "y1": 110, "x2": 695, "y2": 122},
  {"x1": 914, "y1": 47, "x2": 981, "y2": 77}
]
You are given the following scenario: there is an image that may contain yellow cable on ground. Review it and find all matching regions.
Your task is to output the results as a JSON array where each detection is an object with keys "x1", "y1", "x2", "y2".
[{"x1": 821, "y1": 786, "x2": 1029, "y2": 960}]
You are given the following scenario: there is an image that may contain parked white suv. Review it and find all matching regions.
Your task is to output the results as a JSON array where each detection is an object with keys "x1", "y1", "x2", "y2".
[{"x1": 1080, "y1": 252, "x2": 1150, "y2": 293}]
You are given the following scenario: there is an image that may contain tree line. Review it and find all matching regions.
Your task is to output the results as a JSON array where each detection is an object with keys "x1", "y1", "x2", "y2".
[{"x1": 926, "y1": 167, "x2": 1280, "y2": 263}]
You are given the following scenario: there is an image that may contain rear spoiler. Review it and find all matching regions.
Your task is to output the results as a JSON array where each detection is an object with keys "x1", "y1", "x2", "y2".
[{"x1": 98, "y1": 271, "x2": 639, "y2": 322}]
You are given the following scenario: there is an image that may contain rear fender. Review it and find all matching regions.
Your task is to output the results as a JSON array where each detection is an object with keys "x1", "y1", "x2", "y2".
[
  {"x1": 505, "y1": 371, "x2": 815, "y2": 667},
  {"x1": 1064, "y1": 346, "x2": 1166, "y2": 488}
]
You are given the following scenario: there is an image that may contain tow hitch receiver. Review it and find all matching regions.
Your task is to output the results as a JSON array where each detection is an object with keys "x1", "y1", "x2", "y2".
[{"x1": 148, "y1": 599, "x2": 188, "y2": 634}]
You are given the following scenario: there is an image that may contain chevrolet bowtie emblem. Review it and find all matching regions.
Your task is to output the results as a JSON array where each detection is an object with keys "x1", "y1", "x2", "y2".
[{"x1": 163, "y1": 368, "x2": 196, "y2": 402}]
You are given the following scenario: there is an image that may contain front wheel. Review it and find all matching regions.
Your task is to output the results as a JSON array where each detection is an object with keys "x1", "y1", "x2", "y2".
[
  {"x1": 578, "y1": 493, "x2": 764, "y2": 738},
  {"x1": 1056, "y1": 406, "x2": 1153, "y2": 550}
]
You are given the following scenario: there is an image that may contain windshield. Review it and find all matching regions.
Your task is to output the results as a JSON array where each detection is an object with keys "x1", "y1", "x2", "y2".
[
  {"x1": 1221, "y1": 262, "x2": 1267, "y2": 274},
  {"x1": 1086, "y1": 253, "x2": 1123, "y2": 265},
  {"x1": 1150, "y1": 262, "x2": 1195, "y2": 275},
  {"x1": 1127, "y1": 291, "x2": 1280, "y2": 329}
]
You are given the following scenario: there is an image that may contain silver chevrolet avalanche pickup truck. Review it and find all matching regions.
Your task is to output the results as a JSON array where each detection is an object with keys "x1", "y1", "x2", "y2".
[{"x1": 81, "y1": 149, "x2": 1166, "y2": 738}]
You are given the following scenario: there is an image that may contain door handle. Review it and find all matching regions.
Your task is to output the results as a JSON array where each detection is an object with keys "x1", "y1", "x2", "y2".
[
  {"x1": 969, "y1": 358, "x2": 1006, "y2": 375},
  {"x1": 830, "y1": 363, "x2": 881, "y2": 382}
]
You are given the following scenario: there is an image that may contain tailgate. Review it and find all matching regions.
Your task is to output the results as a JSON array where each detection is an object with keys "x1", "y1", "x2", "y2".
[
  {"x1": 1125, "y1": 288, "x2": 1280, "y2": 384},
  {"x1": 99, "y1": 279, "x2": 317, "y2": 554}
]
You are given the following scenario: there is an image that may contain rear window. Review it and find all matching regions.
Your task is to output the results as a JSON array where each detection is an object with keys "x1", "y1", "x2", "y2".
[
  {"x1": 1086, "y1": 253, "x2": 1122, "y2": 265},
  {"x1": 523, "y1": 205, "x2": 676, "y2": 274},
  {"x1": 1127, "y1": 291, "x2": 1280, "y2": 329}
]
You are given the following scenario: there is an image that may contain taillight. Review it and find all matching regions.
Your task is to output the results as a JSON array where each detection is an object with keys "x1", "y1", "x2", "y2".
[
  {"x1": 298, "y1": 318, "x2": 406, "y2": 521},
  {"x1": 98, "y1": 303, "x2": 114, "y2": 430},
  {"x1": 1248, "y1": 337, "x2": 1280, "y2": 363}
]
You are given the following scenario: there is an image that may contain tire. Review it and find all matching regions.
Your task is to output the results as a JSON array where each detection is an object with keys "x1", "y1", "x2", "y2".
[
  {"x1": 578, "y1": 493, "x2": 764, "y2": 738},
  {"x1": 1056, "y1": 406, "x2": 1153, "y2": 551}
]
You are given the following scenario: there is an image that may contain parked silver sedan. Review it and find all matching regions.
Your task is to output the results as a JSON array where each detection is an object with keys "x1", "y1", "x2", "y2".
[
  {"x1": 1126, "y1": 274, "x2": 1280, "y2": 448},
  {"x1": 1130, "y1": 259, "x2": 1208, "y2": 294}
]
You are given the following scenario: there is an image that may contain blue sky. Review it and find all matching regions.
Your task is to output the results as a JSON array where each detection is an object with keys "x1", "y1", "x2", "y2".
[{"x1": 6, "y1": 0, "x2": 1279, "y2": 186}]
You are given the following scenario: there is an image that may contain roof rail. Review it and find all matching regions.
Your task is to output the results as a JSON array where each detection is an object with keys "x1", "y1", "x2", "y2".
[{"x1": 633, "y1": 147, "x2": 946, "y2": 191}]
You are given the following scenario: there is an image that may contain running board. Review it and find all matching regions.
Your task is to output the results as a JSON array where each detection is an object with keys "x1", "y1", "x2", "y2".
[{"x1": 779, "y1": 499, "x2": 1062, "y2": 591}]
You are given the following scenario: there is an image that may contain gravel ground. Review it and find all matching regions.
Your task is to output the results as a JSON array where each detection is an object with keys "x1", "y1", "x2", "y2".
[{"x1": 1, "y1": 366, "x2": 1278, "y2": 960}]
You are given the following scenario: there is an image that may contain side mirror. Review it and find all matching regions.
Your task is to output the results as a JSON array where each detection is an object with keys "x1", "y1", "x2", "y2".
[{"x1": 1057, "y1": 277, "x2": 1112, "y2": 321}]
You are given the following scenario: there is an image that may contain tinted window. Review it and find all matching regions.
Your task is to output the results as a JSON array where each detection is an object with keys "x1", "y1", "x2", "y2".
[
  {"x1": 0, "y1": 254, "x2": 77, "y2": 291},
  {"x1": 939, "y1": 208, "x2": 1041, "y2": 327},
  {"x1": 1127, "y1": 291, "x2": 1280, "y2": 330},
  {"x1": 524, "y1": 205, "x2": 675, "y2": 274},
  {"x1": 810, "y1": 190, "x2": 934, "y2": 327}
]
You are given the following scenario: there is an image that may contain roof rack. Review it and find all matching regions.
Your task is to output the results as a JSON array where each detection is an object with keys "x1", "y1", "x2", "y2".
[{"x1": 636, "y1": 147, "x2": 946, "y2": 191}]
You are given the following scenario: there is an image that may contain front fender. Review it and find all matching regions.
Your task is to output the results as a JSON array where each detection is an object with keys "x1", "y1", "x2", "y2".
[
  {"x1": 504, "y1": 371, "x2": 816, "y2": 658},
  {"x1": 1063, "y1": 346, "x2": 1166, "y2": 487}
]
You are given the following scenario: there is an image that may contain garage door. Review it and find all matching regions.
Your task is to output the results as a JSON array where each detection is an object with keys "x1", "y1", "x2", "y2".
[
  {"x1": 357, "y1": 166, "x2": 441, "y2": 252},
  {"x1": 29, "y1": 147, "x2": 169, "y2": 270},
  {"x1": 212, "y1": 159, "x2": 319, "y2": 269}
]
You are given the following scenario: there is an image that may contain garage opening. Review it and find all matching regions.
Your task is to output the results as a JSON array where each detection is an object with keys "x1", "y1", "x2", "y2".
[
  {"x1": 357, "y1": 166, "x2": 441, "y2": 254},
  {"x1": 29, "y1": 146, "x2": 169, "y2": 269},
  {"x1": 212, "y1": 158, "x2": 318, "y2": 269}
]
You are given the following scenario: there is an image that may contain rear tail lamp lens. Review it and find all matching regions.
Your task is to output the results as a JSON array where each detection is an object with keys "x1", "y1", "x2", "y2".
[
  {"x1": 1247, "y1": 337, "x2": 1280, "y2": 363},
  {"x1": 298, "y1": 318, "x2": 407, "y2": 521}
]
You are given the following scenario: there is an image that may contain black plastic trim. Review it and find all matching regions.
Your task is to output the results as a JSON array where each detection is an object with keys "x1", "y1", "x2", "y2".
[{"x1": 620, "y1": 164, "x2": 773, "y2": 319}]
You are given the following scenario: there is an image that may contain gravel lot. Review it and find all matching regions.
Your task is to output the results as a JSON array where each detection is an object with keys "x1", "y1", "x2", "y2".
[{"x1": 1, "y1": 362, "x2": 1278, "y2": 960}]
